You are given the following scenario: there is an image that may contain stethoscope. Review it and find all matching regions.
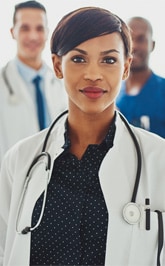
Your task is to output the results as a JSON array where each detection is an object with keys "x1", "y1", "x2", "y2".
[
  {"x1": 2, "y1": 61, "x2": 57, "y2": 105},
  {"x1": 16, "y1": 110, "x2": 68, "y2": 235},
  {"x1": 16, "y1": 110, "x2": 142, "y2": 234},
  {"x1": 2, "y1": 62, "x2": 19, "y2": 104},
  {"x1": 15, "y1": 110, "x2": 164, "y2": 265}
]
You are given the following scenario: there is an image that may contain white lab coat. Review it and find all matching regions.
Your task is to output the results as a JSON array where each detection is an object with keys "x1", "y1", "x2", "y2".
[
  {"x1": 0, "y1": 112, "x2": 165, "y2": 266},
  {"x1": 0, "y1": 59, "x2": 68, "y2": 165}
]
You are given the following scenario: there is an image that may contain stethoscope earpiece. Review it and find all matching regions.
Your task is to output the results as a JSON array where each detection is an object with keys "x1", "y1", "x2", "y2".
[
  {"x1": 21, "y1": 226, "x2": 31, "y2": 234},
  {"x1": 123, "y1": 202, "x2": 141, "y2": 225},
  {"x1": 8, "y1": 94, "x2": 19, "y2": 105}
]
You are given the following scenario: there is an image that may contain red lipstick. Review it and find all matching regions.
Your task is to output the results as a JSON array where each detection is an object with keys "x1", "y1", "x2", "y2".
[{"x1": 80, "y1": 86, "x2": 106, "y2": 99}]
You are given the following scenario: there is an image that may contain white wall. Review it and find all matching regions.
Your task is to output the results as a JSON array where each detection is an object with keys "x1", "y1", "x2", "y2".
[{"x1": 1, "y1": 0, "x2": 165, "y2": 76}]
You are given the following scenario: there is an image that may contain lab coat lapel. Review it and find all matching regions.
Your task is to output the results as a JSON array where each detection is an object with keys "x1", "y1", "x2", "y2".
[
  {"x1": 6, "y1": 61, "x2": 35, "y2": 108},
  {"x1": 99, "y1": 114, "x2": 138, "y2": 265},
  {"x1": 99, "y1": 113, "x2": 137, "y2": 207}
]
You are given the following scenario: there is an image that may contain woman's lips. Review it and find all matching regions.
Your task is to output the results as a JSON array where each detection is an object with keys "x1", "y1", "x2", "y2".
[{"x1": 80, "y1": 87, "x2": 106, "y2": 99}]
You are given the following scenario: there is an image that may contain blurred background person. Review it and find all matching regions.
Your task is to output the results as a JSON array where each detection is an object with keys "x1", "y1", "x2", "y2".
[
  {"x1": 0, "y1": 0, "x2": 68, "y2": 165},
  {"x1": 116, "y1": 16, "x2": 165, "y2": 138}
]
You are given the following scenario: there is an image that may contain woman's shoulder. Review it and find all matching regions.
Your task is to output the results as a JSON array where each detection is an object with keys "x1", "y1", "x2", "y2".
[
  {"x1": 131, "y1": 125, "x2": 165, "y2": 152},
  {"x1": 3, "y1": 116, "x2": 66, "y2": 164},
  {"x1": 2, "y1": 129, "x2": 47, "y2": 166}
]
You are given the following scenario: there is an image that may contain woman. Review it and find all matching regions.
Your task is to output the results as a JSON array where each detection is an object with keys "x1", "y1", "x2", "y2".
[{"x1": 0, "y1": 6, "x2": 165, "y2": 266}]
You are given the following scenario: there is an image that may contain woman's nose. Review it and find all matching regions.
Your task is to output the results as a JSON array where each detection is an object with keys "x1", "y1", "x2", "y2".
[{"x1": 84, "y1": 63, "x2": 103, "y2": 81}]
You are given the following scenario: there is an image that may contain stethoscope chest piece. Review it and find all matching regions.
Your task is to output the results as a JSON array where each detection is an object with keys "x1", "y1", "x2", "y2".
[{"x1": 123, "y1": 202, "x2": 141, "y2": 225}]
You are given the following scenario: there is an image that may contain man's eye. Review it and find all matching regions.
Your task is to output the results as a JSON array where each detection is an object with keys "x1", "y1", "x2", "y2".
[
  {"x1": 20, "y1": 26, "x2": 29, "y2": 32},
  {"x1": 72, "y1": 56, "x2": 85, "y2": 63},
  {"x1": 37, "y1": 26, "x2": 45, "y2": 32},
  {"x1": 103, "y1": 57, "x2": 116, "y2": 64}
]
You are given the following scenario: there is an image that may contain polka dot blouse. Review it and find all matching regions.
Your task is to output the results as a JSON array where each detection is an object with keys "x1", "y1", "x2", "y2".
[{"x1": 30, "y1": 116, "x2": 116, "y2": 266}]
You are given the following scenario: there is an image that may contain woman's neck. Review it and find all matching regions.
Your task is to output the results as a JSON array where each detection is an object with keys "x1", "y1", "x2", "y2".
[{"x1": 67, "y1": 107, "x2": 115, "y2": 159}]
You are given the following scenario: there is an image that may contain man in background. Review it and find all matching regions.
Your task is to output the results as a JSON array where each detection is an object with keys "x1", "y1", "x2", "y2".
[
  {"x1": 116, "y1": 16, "x2": 165, "y2": 138},
  {"x1": 0, "y1": 0, "x2": 67, "y2": 164}
]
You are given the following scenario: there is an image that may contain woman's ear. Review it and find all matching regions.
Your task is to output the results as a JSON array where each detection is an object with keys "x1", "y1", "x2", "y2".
[
  {"x1": 122, "y1": 56, "x2": 132, "y2": 80},
  {"x1": 51, "y1": 54, "x2": 63, "y2": 79}
]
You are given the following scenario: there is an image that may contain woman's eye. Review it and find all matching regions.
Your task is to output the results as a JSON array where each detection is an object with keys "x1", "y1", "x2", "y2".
[
  {"x1": 72, "y1": 56, "x2": 85, "y2": 63},
  {"x1": 103, "y1": 57, "x2": 116, "y2": 64}
]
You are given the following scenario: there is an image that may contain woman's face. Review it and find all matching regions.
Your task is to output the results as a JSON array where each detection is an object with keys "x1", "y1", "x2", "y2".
[{"x1": 53, "y1": 33, "x2": 132, "y2": 115}]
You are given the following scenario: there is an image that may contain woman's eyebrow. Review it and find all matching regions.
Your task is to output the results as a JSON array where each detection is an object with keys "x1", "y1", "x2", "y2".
[
  {"x1": 72, "y1": 48, "x2": 87, "y2": 55},
  {"x1": 100, "y1": 49, "x2": 120, "y2": 55},
  {"x1": 71, "y1": 48, "x2": 120, "y2": 55}
]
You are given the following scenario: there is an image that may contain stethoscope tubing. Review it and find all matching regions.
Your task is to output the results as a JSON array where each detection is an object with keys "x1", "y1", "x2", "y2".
[
  {"x1": 16, "y1": 153, "x2": 51, "y2": 234},
  {"x1": 42, "y1": 110, "x2": 142, "y2": 201},
  {"x1": 42, "y1": 110, "x2": 68, "y2": 152},
  {"x1": 42, "y1": 110, "x2": 142, "y2": 204},
  {"x1": 119, "y1": 112, "x2": 142, "y2": 203},
  {"x1": 16, "y1": 110, "x2": 142, "y2": 232},
  {"x1": 2, "y1": 62, "x2": 14, "y2": 95}
]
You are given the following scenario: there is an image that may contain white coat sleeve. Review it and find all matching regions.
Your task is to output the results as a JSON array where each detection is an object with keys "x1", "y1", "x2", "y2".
[{"x1": 0, "y1": 152, "x2": 13, "y2": 266}]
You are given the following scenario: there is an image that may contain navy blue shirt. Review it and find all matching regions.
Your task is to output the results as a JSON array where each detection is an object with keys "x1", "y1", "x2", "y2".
[{"x1": 30, "y1": 115, "x2": 116, "y2": 265}]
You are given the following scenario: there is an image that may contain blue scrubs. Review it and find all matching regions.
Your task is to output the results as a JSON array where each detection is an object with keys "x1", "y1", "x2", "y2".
[{"x1": 116, "y1": 72, "x2": 165, "y2": 138}]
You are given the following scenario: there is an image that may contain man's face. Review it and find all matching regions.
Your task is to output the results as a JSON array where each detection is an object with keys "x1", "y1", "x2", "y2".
[
  {"x1": 11, "y1": 8, "x2": 48, "y2": 62},
  {"x1": 128, "y1": 19, "x2": 154, "y2": 72}
]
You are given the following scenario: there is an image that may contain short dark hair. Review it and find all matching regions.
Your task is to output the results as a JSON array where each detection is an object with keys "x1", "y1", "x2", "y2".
[
  {"x1": 50, "y1": 7, "x2": 132, "y2": 58},
  {"x1": 13, "y1": 0, "x2": 46, "y2": 25}
]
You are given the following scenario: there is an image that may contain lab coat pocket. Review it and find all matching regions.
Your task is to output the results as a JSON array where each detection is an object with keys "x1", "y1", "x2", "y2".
[
  {"x1": 104, "y1": 208, "x2": 165, "y2": 266},
  {"x1": 128, "y1": 210, "x2": 165, "y2": 266}
]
